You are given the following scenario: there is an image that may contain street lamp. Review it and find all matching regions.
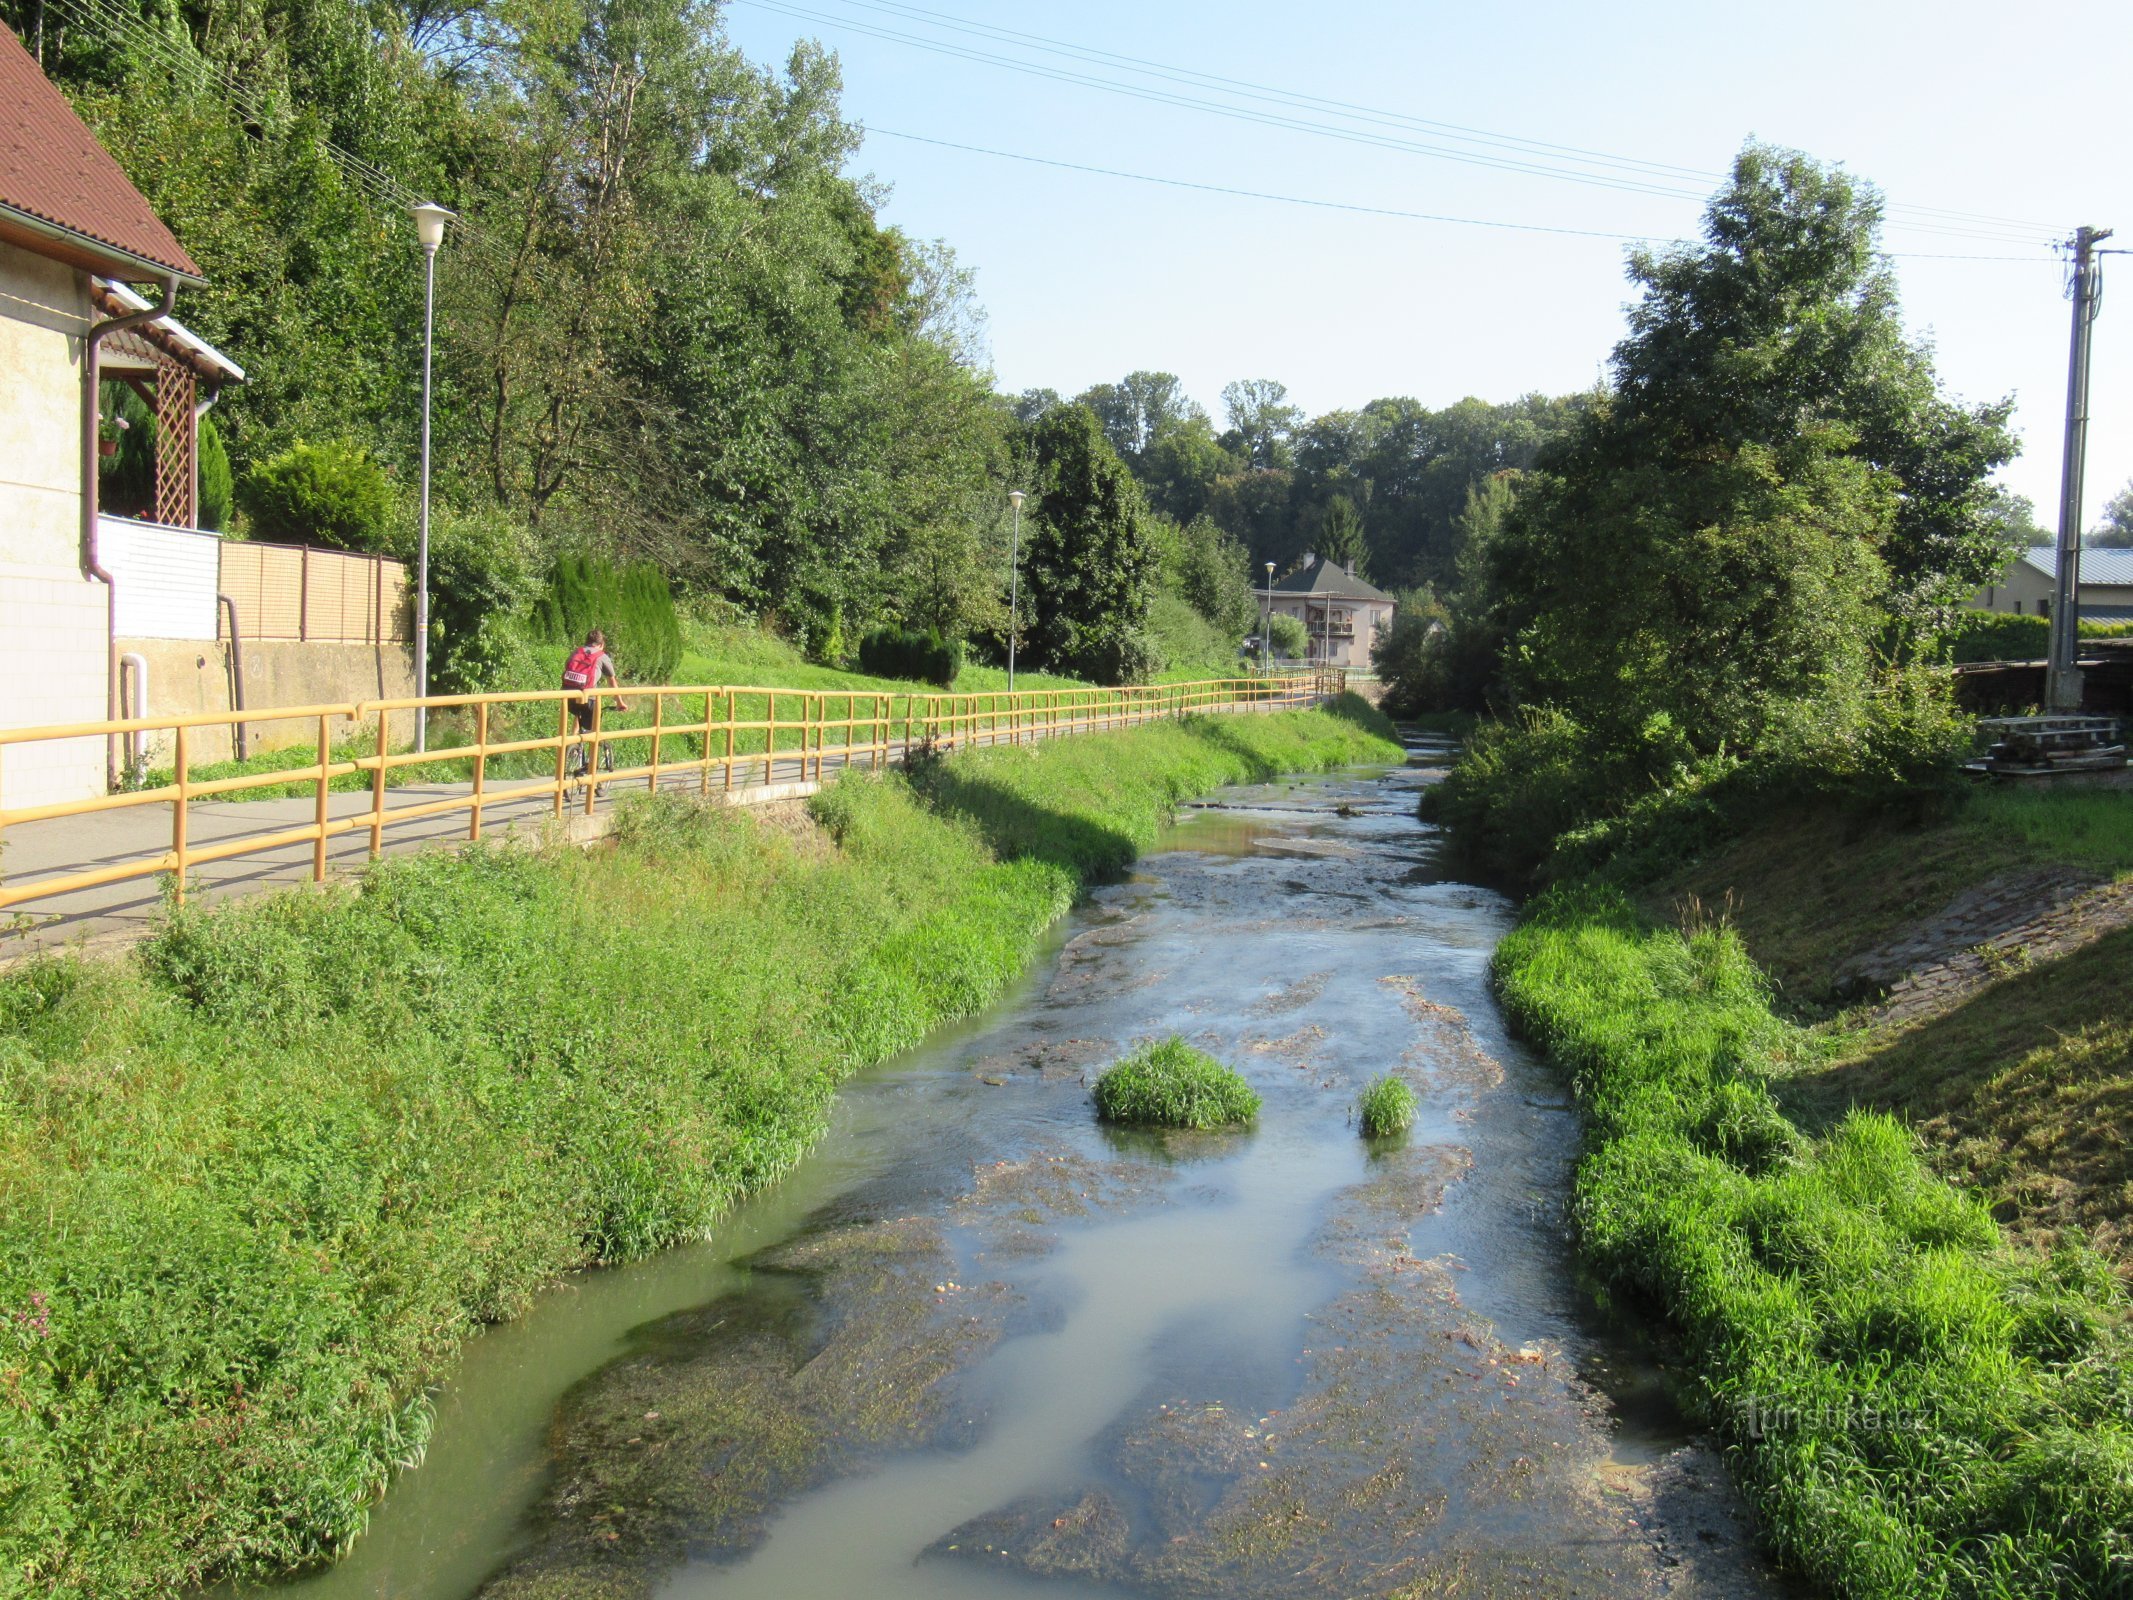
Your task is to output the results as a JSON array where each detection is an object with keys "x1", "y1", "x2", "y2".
[
  {"x1": 1007, "y1": 489, "x2": 1026, "y2": 691},
  {"x1": 410, "y1": 201, "x2": 454, "y2": 753},
  {"x1": 1262, "y1": 561, "x2": 1274, "y2": 672}
]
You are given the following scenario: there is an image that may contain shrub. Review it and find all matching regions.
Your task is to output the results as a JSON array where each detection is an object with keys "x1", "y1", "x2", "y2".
[
  {"x1": 1092, "y1": 1036, "x2": 1260, "y2": 1128},
  {"x1": 1495, "y1": 886, "x2": 2133, "y2": 1595},
  {"x1": 418, "y1": 507, "x2": 537, "y2": 693},
  {"x1": 198, "y1": 416, "x2": 232, "y2": 531},
  {"x1": 239, "y1": 440, "x2": 395, "y2": 551},
  {"x1": 1357, "y1": 1074, "x2": 1416, "y2": 1137},
  {"x1": 1266, "y1": 613, "x2": 1309, "y2": 660},
  {"x1": 530, "y1": 553, "x2": 684, "y2": 683},
  {"x1": 856, "y1": 624, "x2": 964, "y2": 688}
]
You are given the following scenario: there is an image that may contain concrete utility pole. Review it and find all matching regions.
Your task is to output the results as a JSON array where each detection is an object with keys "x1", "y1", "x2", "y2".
[{"x1": 2046, "y1": 224, "x2": 2113, "y2": 713}]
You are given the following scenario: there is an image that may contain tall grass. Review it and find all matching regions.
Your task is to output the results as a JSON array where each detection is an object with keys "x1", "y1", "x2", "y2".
[
  {"x1": 1091, "y1": 1037, "x2": 1260, "y2": 1128},
  {"x1": 0, "y1": 704, "x2": 1400, "y2": 1598},
  {"x1": 1496, "y1": 886, "x2": 2133, "y2": 1596}
]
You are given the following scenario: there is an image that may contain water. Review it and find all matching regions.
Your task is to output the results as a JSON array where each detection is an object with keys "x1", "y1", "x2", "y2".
[{"x1": 250, "y1": 740, "x2": 1780, "y2": 1600}]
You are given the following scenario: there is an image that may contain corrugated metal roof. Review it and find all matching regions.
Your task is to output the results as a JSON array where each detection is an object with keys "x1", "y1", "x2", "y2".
[
  {"x1": 2015, "y1": 546, "x2": 2133, "y2": 587},
  {"x1": 0, "y1": 26, "x2": 202, "y2": 281}
]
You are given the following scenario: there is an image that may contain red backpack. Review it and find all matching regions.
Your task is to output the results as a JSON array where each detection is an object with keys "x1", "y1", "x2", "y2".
[{"x1": 561, "y1": 645, "x2": 604, "y2": 690}]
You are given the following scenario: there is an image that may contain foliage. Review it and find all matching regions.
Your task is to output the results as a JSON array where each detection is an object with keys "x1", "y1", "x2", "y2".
[
  {"x1": 415, "y1": 505, "x2": 537, "y2": 692},
  {"x1": 1221, "y1": 379, "x2": 1301, "y2": 470},
  {"x1": 197, "y1": 415, "x2": 233, "y2": 531},
  {"x1": 856, "y1": 624, "x2": 963, "y2": 688},
  {"x1": 0, "y1": 705, "x2": 1391, "y2": 1597},
  {"x1": 529, "y1": 553, "x2": 683, "y2": 683},
  {"x1": 1936, "y1": 610, "x2": 2048, "y2": 664},
  {"x1": 1020, "y1": 405, "x2": 1161, "y2": 684},
  {"x1": 2091, "y1": 477, "x2": 2133, "y2": 548},
  {"x1": 1495, "y1": 885, "x2": 2132, "y2": 1597},
  {"x1": 1314, "y1": 495, "x2": 1367, "y2": 576},
  {"x1": 1092, "y1": 1037, "x2": 1260, "y2": 1129},
  {"x1": 1266, "y1": 613, "x2": 1310, "y2": 659},
  {"x1": 1370, "y1": 587, "x2": 1452, "y2": 717},
  {"x1": 1166, "y1": 515, "x2": 1258, "y2": 640},
  {"x1": 238, "y1": 439, "x2": 395, "y2": 551},
  {"x1": 1356, "y1": 1074, "x2": 1416, "y2": 1137}
]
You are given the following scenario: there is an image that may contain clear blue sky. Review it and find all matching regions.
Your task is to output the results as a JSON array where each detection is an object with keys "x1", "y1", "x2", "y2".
[{"x1": 722, "y1": 0, "x2": 2131, "y2": 529}]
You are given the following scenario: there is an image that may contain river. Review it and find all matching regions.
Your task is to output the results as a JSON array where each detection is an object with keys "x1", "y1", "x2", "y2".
[{"x1": 250, "y1": 738, "x2": 1781, "y2": 1600}]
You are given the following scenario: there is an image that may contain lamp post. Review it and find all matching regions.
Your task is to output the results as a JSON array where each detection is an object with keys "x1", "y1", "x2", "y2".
[
  {"x1": 1262, "y1": 561, "x2": 1274, "y2": 672},
  {"x1": 410, "y1": 202, "x2": 454, "y2": 753},
  {"x1": 1007, "y1": 489, "x2": 1025, "y2": 691}
]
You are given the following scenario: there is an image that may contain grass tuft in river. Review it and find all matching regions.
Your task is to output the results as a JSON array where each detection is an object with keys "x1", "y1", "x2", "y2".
[
  {"x1": 1356, "y1": 1073, "x2": 1417, "y2": 1137},
  {"x1": 1092, "y1": 1037, "x2": 1261, "y2": 1129}
]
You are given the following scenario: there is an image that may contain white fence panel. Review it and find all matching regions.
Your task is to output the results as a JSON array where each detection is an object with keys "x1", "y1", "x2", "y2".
[{"x1": 101, "y1": 515, "x2": 219, "y2": 640}]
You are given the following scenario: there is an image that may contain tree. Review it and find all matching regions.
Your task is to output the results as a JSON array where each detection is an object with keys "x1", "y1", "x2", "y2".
[
  {"x1": 1169, "y1": 516, "x2": 1258, "y2": 640},
  {"x1": 1137, "y1": 413, "x2": 1235, "y2": 524},
  {"x1": 1221, "y1": 378, "x2": 1302, "y2": 470},
  {"x1": 2091, "y1": 479, "x2": 2133, "y2": 548},
  {"x1": 1489, "y1": 143, "x2": 2005, "y2": 757},
  {"x1": 1076, "y1": 371, "x2": 1205, "y2": 467},
  {"x1": 1607, "y1": 141, "x2": 2015, "y2": 620},
  {"x1": 1020, "y1": 405, "x2": 1161, "y2": 684},
  {"x1": 1316, "y1": 496, "x2": 1367, "y2": 575}
]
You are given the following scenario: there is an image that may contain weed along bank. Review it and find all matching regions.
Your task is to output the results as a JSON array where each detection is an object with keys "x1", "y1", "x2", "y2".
[{"x1": 1, "y1": 700, "x2": 1457, "y2": 1597}]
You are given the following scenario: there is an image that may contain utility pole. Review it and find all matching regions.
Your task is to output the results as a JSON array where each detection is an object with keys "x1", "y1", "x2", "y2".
[{"x1": 2046, "y1": 224, "x2": 2113, "y2": 712}]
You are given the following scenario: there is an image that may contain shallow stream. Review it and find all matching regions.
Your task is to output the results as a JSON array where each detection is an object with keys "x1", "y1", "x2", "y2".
[{"x1": 253, "y1": 741, "x2": 1780, "y2": 1600}]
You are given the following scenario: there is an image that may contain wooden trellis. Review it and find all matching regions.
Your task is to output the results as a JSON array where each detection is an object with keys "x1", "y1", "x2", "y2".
[{"x1": 152, "y1": 353, "x2": 196, "y2": 530}]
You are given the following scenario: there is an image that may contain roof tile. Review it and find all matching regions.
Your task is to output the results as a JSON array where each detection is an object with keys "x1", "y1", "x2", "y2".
[{"x1": 0, "y1": 26, "x2": 201, "y2": 280}]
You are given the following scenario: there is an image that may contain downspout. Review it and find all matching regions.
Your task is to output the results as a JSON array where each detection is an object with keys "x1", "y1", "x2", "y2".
[
  {"x1": 82, "y1": 276, "x2": 179, "y2": 787},
  {"x1": 217, "y1": 593, "x2": 247, "y2": 762}
]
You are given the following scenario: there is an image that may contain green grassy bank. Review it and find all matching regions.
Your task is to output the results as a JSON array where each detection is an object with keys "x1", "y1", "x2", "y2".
[
  {"x1": 0, "y1": 700, "x2": 1397, "y2": 1599},
  {"x1": 1494, "y1": 886, "x2": 2133, "y2": 1597}
]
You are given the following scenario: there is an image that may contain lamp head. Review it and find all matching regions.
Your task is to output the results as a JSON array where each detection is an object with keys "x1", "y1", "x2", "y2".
[
  {"x1": 1008, "y1": 490, "x2": 1026, "y2": 509},
  {"x1": 411, "y1": 202, "x2": 456, "y2": 254}
]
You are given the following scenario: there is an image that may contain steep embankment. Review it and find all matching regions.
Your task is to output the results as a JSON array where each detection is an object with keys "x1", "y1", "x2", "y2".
[
  {"x1": 1490, "y1": 782, "x2": 2133, "y2": 1597},
  {"x1": 1645, "y1": 786, "x2": 2133, "y2": 1269},
  {"x1": 0, "y1": 700, "x2": 1400, "y2": 1600}
]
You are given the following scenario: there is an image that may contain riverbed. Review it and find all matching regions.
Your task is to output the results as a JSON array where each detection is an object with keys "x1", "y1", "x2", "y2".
[{"x1": 254, "y1": 741, "x2": 1780, "y2": 1600}]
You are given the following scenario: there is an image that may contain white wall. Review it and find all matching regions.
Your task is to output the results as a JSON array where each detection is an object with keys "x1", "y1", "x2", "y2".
[
  {"x1": 0, "y1": 240, "x2": 106, "y2": 809},
  {"x1": 101, "y1": 515, "x2": 218, "y2": 639}
]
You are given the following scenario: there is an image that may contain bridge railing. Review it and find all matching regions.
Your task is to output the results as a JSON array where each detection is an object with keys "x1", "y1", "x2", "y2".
[{"x1": 0, "y1": 670, "x2": 1345, "y2": 912}]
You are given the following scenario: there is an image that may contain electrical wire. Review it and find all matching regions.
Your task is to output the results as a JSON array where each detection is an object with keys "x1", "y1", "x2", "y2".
[
  {"x1": 867, "y1": 126, "x2": 2060, "y2": 264},
  {"x1": 731, "y1": 0, "x2": 2061, "y2": 247}
]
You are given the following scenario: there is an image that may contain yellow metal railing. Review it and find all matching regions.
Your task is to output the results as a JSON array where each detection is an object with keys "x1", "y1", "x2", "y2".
[{"x1": 0, "y1": 671, "x2": 1343, "y2": 912}]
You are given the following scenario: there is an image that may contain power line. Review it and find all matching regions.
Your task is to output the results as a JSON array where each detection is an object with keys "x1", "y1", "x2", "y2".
[
  {"x1": 866, "y1": 127, "x2": 2060, "y2": 264},
  {"x1": 825, "y1": 0, "x2": 2064, "y2": 242},
  {"x1": 868, "y1": 127, "x2": 1679, "y2": 242},
  {"x1": 731, "y1": 0, "x2": 2060, "y2": 246}
]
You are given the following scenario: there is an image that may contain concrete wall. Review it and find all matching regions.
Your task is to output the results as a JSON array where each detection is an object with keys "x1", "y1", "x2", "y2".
[
  {"x1": 114, "y1": 637, "x2": 418, "y2": 769},
  {"x1": 0, "y1": 240, "x2": 106, "y2": 809}
]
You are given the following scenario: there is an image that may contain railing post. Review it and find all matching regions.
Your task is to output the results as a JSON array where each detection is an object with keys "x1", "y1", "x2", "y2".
[
  {"x1": 372, "y1": 713, "x2": 389, "y2": 855},
  {"x1": 649, "y1": 691, "x2": 665, "y2": 794},
  {"x1": 312, "y1": 713, "x2": 331, "y2": 882},
  {"x1": 171, "y1": 722, "x2": 189, "y2": 906},
  {"x1": 469, "y1": 700, "x2": 489, "y2": 841},
  {"x1": 699, "y1": 692, "x2": 713, "y2": 795},
  {"x1": 764, "y1": 692, "x2": 776, "y2": 788},
  {"x1": 724, "y1": 691, "x2": 736, "y2": 791}
]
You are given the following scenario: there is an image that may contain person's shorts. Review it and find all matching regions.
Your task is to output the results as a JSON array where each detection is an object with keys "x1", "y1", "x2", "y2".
[{"x1": 569, "y1": 697, "x2": 596, "y2": 734}]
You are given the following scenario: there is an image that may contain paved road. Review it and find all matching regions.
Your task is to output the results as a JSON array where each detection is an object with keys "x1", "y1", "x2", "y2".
[{"x1": 0, "y1": 697, "x2": 1309, "y2": 957}]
